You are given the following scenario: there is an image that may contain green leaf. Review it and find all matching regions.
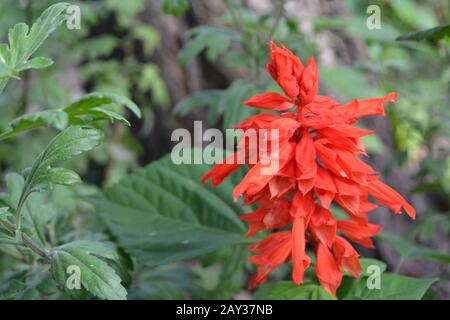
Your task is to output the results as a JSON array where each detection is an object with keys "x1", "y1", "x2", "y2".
[
  {"x1": 262, "y1": 282, "x2": 337, "y2": 300},
  {"x1": 26, "y1": 126, "x2": 103, "y2": 191},
  {"x1": 377, "y1": 232, "x2": 450, "y2": 264},
  {"x1": 162, "y1": 0, "x2": 189, "y2": 17},
  {"x1": 0, "y1": 92, "x2": 139, "y2": 141},
  {"x1": 396, "y1": 24, "x2": 450, "y2": 42},
  {"x1": 0, "y1": 110, "x2": 68, "y2": 141},
  {"x1": 359, "y1": 258, "x2": 387, "y2": 274},
  {"x1": 0, "y1": 2, "x2": 69, "y2": 94},
  {"x1": 90, "y1": 150, "x2": 247, "y2": 266},
  {"x1": 46, "y1": 168, "x2": 81, "y2": 186},
  {"x1": 342, "y1": 274, "x2": 437, "y2": 300},
  {"x1": 65, "y1": 92, "x2": 141, "y2": 120},
  {"x1": 178, "y1": 27, "x2": 239, "y2": 66},
  {"x1": 50, "y1": 241, "x2": 127, "y2": 300},
  {"x1": 16, "y1": 57, "x2": 54, "y2": 71},
  {"x1": 0, "y1": 207, "x2": 12, "y2": 221}
]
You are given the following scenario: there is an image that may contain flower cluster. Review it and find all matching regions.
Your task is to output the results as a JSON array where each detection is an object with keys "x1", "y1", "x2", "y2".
[{"x1": 202, "y1": 41, "x2": 415, "y2": 295}]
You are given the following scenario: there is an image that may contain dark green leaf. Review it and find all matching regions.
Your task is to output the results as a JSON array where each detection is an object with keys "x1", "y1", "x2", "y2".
[
  {"x1": 397, "y1": 24, "x2": 450, "y2": 42},
  {"x1": 50, "y1": 240, "x2": 127, "y2": 300},
  {"x1": 90, "y1": 150, "x2": 247, "y2": 266}
]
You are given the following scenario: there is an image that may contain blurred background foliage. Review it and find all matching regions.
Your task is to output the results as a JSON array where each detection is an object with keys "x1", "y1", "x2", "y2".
[{"x1": 0, "y1": 0, "x2": 449, "y2": 300}]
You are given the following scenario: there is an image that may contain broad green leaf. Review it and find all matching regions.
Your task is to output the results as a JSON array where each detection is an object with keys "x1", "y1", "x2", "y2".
[
  {"x1": 90, "y1": 150, "x2": 247, "y2": 266},
  {"x1": 50, "y1": 241, "x2": 127, "y2": 300},
  {"x1": 0, "y1": 2, "x2": 69, "y2": 94},
  {"x1": 359, "y1": 258, "x2": 387, "y2": 274},
  {"x1": 162, "y1": 0, "x2": 189, "y2": 17},
  {"x1": 129, "y1": 266, "x2": 200, "y2": 299},
  {"x1": 397, "y1": 24, "x2": 450, "y2": 42},
  {"x1": 342, "y1": 274, "x2": 437, "y2": 300},
  {"x1": 0, "y1": 92, "x2": 140, "y2": 141},
  {"x1": 262, "y1": 281, "x2": 337, "y2": 300},
  {"x1": 377, "y1": 232, "x2": 450, "y2": 264}
]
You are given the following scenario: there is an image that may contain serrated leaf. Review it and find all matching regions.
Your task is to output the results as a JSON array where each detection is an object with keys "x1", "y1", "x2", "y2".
[
  {"x1": 0, "y1": 92, "x2": 139, "y2": 141},
  {"x1": 179, "y1": 27, "x2": 239, "y2": 66},
  {"x1": 0, "y1": 110, "x2": 68, "y2": 141},
  {"x1": 65, "y1": 92, "x2": 141, "y2": 119},
  {"x1": 50, "y1": 241, "x2": 127, "y2": 300},
  {"x1": 397, "y1": 24, "x2": 450, "y2": 42},
  {"x1": 26, "y1": 126, "x2": 103, "y2": 192},
  {"x1": 0, "y1": 2, "x2": 69, "y2": 94},
  {"x1": 90, "y1": 150, "x2": 246, "y2": 266}
]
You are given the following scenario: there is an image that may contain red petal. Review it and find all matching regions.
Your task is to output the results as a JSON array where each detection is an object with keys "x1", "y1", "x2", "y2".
[
  {"x1": 243, "y1": 92, "x2": 294, "y2": 111},
  {"x1": 315, "y1": 243, "x2": 343, "y2": 295}
]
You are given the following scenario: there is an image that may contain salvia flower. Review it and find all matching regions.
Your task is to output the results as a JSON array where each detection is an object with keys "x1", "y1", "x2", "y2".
[{"x1": 202, "y1": 40, "x2": 415, "y2": 295}]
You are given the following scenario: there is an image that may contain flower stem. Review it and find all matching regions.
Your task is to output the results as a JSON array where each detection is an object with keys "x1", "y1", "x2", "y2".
[{"x1": 1, "y1": 219, "x2": 50, "y2": 262}]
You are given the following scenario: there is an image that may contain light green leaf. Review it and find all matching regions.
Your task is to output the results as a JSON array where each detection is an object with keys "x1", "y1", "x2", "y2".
[
  {"x1": 0, "y1": 2, "x2": 69, "y2": 94},
  {"x1": 90, "y1": 150, "x2": 247, "y2": 266},
  {"x1": 50, "y1": 241, "x2": 127, "y2": 300},
  {"x1": 16, "y1": 57, "x2": 54, "y2": 71},
  {"x1": 47, "y1": 168, "x2": 81, "y2": 186},
  {"x1": 0, "y1": 92, "x2": 139, "y2": 141},
  {"x1": 342, "y1": 274, "x2": 437, "y2": 300},
  {"x1": 26, "y1": 126, "x2": 103, "y2": 192},
  {"x1": 0, "y1": 110, "x2": 68, "y2": 141}
]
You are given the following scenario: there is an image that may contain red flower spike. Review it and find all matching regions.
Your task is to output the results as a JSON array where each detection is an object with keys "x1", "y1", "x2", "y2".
[{"x1": 201, "y1": 40, "x2": 415, "y2": 295}]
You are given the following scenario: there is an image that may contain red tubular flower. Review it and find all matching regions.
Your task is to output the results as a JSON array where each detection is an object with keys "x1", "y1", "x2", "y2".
[{"x1": 202, "y1": 40, "x2": 415, "y2": 295}]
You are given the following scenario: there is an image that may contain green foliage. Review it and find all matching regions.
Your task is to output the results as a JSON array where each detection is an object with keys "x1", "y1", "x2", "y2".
[
  {"x1": 338, "y1": 270, "x2": 436, "y2": 300},
  {"x1": 261, "y1": 282, "x2": 337, "y2": 300},
  {"x1": 91, "y1": 151, "x2": 247, "y2": 267},
  {"x1": 50, "y1": 241, "x2": 127, "y2": 300},
  {"x1": 179, "y1": 27, "x2": 240, "y2": 66},
  {"x1": 0, "y1": 2, "x2": 69, "y2": 93},
  {"x1": 0, "y1": 92, "x2": 141, "y2": 141},
  {"x1": 163, "y1": 0, "x2": 189, "y2": 17},
  {"x1": 397, "y1": 24, "x2": 450, "y2": 42},
  {"x1": 378, "y1": 233, "x2": 450, "y2": 264}
]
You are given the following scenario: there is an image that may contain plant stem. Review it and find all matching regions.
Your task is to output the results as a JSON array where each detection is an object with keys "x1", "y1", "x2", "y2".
[{"x1": 1, "y1": 219, "x2": 50, "y2": 262}]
